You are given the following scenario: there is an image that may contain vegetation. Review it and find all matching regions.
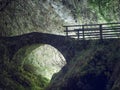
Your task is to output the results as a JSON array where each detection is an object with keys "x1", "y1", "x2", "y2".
[
  {"x1": 88, "y1": 0, "x2": 120, "y2": 22},
  {"x1": 0, "y1": 43, "x2": 49, "y2": 90}
]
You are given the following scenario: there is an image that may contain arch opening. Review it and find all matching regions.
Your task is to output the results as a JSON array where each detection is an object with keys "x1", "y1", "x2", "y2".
[{"x1": 12, "y1": 44, "x2": 66, "y2": 89}]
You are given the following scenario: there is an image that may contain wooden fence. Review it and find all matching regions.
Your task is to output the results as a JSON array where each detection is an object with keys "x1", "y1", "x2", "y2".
[{"x1": 64, "y1": 22, "x2": 120, "y2": 40}]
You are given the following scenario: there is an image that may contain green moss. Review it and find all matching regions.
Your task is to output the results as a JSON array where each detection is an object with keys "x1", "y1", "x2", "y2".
[
  {"x1": 88, "y1": 0, "x2": 120, "y2": 22},
  {"x1": 0, "y1": 63, "x2": 49, "y2": 90},
  {"x1": 0, "y1": 43, "x2": 50, "y2": 90}
]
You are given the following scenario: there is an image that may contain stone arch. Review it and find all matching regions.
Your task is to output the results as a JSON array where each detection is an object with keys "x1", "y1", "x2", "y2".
[
  {"x1": 1, "y1": 32, "x2": 76, "y2": 62},
  {"x1": 12, "y1": 44, "x2": 66, "y2": 80}
]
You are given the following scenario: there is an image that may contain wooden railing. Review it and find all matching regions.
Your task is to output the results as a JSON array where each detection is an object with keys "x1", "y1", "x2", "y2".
[{"x1": 64, "y1": 22, "x2": 120, "y2": 40}]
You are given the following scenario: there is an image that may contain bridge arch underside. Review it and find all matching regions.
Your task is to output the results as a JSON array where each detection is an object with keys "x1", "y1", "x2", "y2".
[
  {"x1": 1, "y1": 32, "x2": 76, "y2": 89},
  {"x1": 1, "y1": 32, "x2": 76, "y2": 81},
  {"x1": 12, "y1": 44, "x2": 66, "y2": 80},
  {"x1": 5, "y1": 32, "x2": 76, "y2": 63}
]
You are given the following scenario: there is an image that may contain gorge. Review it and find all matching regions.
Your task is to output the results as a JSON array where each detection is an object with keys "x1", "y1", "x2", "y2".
[{"x1": 0, "y1": 0, "x2": 120, "y2": 90}]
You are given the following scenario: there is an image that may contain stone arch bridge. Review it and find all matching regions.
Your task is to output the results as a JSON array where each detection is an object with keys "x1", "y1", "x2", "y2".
[{"x1": 0, "y1": 32, "x2": 81, "y2": 62}]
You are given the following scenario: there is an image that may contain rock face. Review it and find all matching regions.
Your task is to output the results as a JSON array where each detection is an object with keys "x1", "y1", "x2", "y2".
[
  {"x1": 1, "y1": 0, "x2": 120, "y2": 36},
  {"x1": 47, "y1": 39, "x2": 120, "y2": 90},
  {"x1": 0, "y1": 0, "x2": 75, "y2": 36}
]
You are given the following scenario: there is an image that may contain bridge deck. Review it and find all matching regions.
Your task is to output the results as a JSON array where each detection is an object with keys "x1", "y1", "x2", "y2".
[{"x1": 64, "y1": 22, "x2": 120, "y2": 40}]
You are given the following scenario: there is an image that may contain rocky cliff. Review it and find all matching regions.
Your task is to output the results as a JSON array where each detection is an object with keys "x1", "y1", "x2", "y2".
[
  {"x1": 1, "y1": 0, "x2": 120, "y2": 36},
  {"x1": 47, "y1": 39, "x2": 120, "y2": 90}
]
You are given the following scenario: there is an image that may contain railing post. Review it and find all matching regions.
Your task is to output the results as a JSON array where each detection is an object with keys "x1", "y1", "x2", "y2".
[
  {"x1": 82, "y1": 25, "x2": 85, "y2": 40},
  {"x1": 77, "y1": 29, "x2": 80, "y2": 40},
  {"x1": 66, "y1": 26, "x2": 68, "y2": 37},
  {"x1": 99, "y1": 24, "x2": 103, "y2": 41}
]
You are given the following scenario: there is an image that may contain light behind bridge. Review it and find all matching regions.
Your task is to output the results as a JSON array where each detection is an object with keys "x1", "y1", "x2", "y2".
[{"x1": 13, "y1": 44, "x2": 66, "y2": 80}]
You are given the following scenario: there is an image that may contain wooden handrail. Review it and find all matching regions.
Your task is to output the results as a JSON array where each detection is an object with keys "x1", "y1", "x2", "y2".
[
  {"x1": 63, "y1": 22, "x2": 120, "y2": 27},
  {"x1": 64, "y1": 22, "x2": 120, "y2": 40}
]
